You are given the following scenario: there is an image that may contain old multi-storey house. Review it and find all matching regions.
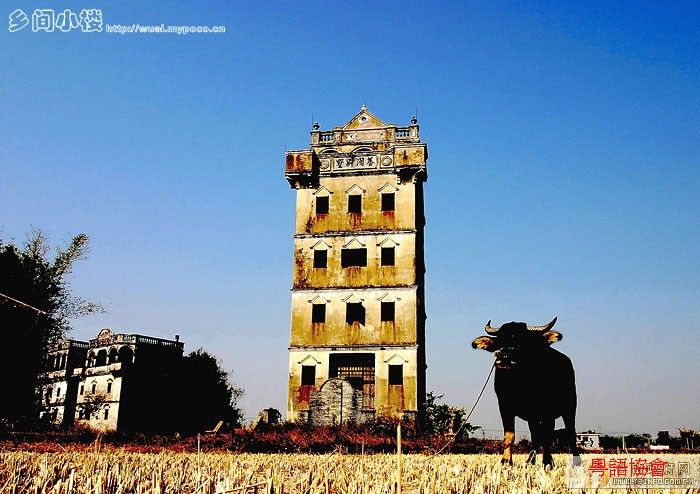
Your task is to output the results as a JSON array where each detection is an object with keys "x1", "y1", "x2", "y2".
[
  {"x1": 38, "y1": 328, "x2": 183, "y2": 431},
  {"x1": 285, "y1": 107, "x2": 428, "y2": 424}
]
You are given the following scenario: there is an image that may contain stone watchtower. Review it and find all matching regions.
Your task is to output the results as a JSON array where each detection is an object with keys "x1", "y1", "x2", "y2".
[{"x1": 285, "y1": 106, "x2": 428, "y2": 424}]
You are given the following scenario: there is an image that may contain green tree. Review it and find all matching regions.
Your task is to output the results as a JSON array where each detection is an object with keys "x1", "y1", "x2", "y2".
[
  {"x1": 171, "y1": 348, "x2": 244, "y2": 433},
  {"x1": 600, "y1": 434, "x2": 622, "y2": 450},
  {"x1": 76, "y1": 392, "x2": 110, "y2": 422},
  {"x1": 424, "y1": 391, "x2": 480, "y2": 437},
  {"x1": 0, "y1": 230, "x2": 101, "y2": 426}
]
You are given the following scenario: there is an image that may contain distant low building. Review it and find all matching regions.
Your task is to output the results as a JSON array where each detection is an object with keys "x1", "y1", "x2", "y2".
[
  {"x1": 576, "y1": 430, "x2": 601, "y2": 450},
  {"x1": 38, "y1": 328, "x2": 183, "y2": 432}
]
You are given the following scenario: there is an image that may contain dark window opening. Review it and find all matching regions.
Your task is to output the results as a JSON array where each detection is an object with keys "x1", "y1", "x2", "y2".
[
  {"x1": 56, "y1": 387, "x2": 61, "y2": 397},
  {"x1": 312, "y1": 303, "x2": 326, "y2": 324},
  {"x1": 381, "y1": 302, "x2": 395, "y2": 322},
  {"x1": 381, "y1": 247, "x2": 395, "y2": 266},
  {"x1": 341, "y1": 248, "x2": 367, "y2": 268},
  {"x1": 316, "y1": 196, "x2": 329, "y2": 215},
  {"x1": 313, "y1": 249, "x2": 327, "y2": 269},
  {"x1": 348, "y1": 194, "x2": 362, "y2": 213},
  {"x1": 91, "y1": 382, "x2": 96, "y2": 394},
  {"x1": 118, "y1": 346, "x2": 134, "y2": 365},
  {"x1": 107, "y1": 381, "x2": 112, "y2": 394},
  {"x1": 104, "y1": 408, "x2": 109, "y2": 420},
  {"x1": 301, "y1": 365, "x2": 316, "y2": 386},
  {"x1": 381, "y1": 193, "x2": 395, "y2": 212},
  {"x1": 79, "y1": 384, "x2": 84, "y2": 395},
  {"x1": 346, "y1": 302, "x2": 365, "y2": 326},
  {"x1": 96, "y1": 349, "x2": 107, "y2": 367},
  {"x1": 389, "y1": 364, "x2": 403, "y2": 385}
]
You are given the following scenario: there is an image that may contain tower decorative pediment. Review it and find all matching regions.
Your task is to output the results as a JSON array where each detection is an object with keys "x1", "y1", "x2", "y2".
[
  {"x1": 343, "y1": 237, "x2": 366, "y2": 249},
  {"x1": 298, "y1": 355, "x2": 322, "y2": 365},
  {"x1": 310, "y1": 240, "x2": 332, "y2": 250},
  {"x1": 377, "y1": 292, "x2": 401, "y2": 303},
  {"x1": 313, "y1": 185, "x2": 333, "y2": 196},
  {"x1": 343, "y1": 106, "x2": 387, "y2": 130},
  {"x1": 345, "y1": 184, "x2": 367, "y2": 195},
  {"x1": 341, "y1": 293, "x2": 364, "y2": 304},
  {"x1": 378, "y1": 183, "x2": 400, "y2": 193},
  {"x1": 383, "y1": 354, "x2": 407, "y2": 365},
  {"x1": 377, "y1": 237, "x2": 399, "y2": 248}
]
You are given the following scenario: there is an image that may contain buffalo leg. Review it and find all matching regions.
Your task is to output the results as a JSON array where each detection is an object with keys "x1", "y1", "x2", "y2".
[
  {"x1": 500, "y1": 412, "x2": 516, "y2": 465},
  {"x1": 527, "y1": 420, "x2": 540, "y2": 465},
  {"x1": 501, "y1": 430, "x2": 515, "y2": 465},
  {"x1": 541, "y1": 418, "x2": 555, "y2": 468},
  {"x1": 563, "y1": 411, "x2": 582, "y2": 465}
]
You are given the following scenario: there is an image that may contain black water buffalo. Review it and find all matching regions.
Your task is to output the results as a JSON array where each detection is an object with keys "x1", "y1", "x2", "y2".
[{"x1": 472, "y1": 317, "x2": 579, "y2": 468}]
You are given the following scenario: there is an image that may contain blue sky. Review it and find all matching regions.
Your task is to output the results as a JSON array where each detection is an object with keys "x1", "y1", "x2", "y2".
[{"x1": 2, "y1": 1, "x2": 698, "y2": 435}]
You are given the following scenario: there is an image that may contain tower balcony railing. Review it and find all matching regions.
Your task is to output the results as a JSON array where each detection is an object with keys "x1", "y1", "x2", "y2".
[
  {"x1": 88, "y1": 333, "x2": 183, "y2": 349},
  {"x1": 89, "y1": 334, "x2": 137, "y2": 347},
  {"x1": 51, "y1": 339, "x2": 89, "y2": 351},
  {"x1": 84, "y1": 362, "x2": 123, "y2": 376},
  {"x1": 39, "y1": 369, "x2": 70, "y2": 380}
]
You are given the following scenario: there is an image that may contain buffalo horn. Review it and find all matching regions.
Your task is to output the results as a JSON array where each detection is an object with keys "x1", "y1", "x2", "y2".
[
  {"x1": 526, "y1": 317, "x2": 558, "y2": 332},
  {"x1": 485, "y1": 320, "x2": 500, "y2": 334}
]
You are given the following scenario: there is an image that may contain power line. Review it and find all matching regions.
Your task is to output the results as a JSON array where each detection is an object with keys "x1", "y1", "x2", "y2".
[{"x1": 0, "y1": 292, "x2": 48, "y2": 315}]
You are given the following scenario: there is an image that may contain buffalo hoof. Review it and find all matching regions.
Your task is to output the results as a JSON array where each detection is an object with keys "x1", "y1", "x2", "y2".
[{"x1": 500, "y1": 458, "x2": 513, "y2": 466}]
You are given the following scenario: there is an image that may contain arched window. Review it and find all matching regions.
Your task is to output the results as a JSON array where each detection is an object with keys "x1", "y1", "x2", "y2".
[
  {"x1": 91, "y1": 381, "x2": 97, "y2": 394},
  {"x1": 119, "y1": 346, "x2": 134, "y2": 365},
  {"x1": 108, "y1": 347, "x2": 119, "y2": 364},
  {"x1": 96, "y1": 349, "x2": 107, "y2": 366}
]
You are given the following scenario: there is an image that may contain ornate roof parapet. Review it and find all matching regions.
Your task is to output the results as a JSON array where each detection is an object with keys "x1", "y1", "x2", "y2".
[
  {"x1": 87, "y1": 328, "x2": 184, "y2": 350},
  {"x1": 285, "y1": 106, "x2": 427, "y2": 188}
]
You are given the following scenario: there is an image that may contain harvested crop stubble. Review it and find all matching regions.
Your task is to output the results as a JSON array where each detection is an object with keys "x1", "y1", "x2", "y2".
[{"x1": 0, "y1": 451, "x2": 692, "y2": 493}]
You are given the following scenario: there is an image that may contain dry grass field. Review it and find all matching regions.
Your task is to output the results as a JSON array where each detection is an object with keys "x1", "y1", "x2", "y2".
[{"x1": 0, "y1": 450, "x2": 695, "y2": 493}]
